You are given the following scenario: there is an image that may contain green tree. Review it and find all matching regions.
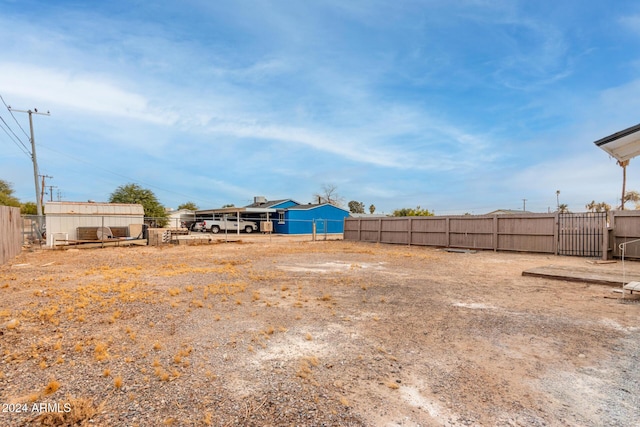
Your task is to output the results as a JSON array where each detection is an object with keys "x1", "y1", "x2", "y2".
[
  {"x1": 0, "y1": 179, "x2": 21, "y2": 207},
  {"x1": 178, "y1": 202, "x2": 198, "y2": 211},
  {"x1": 392, "y1": 206, "x2": 434, "y2": 217},
  {"x1": 21, "y1": 201, "x2": 37, "y2": 215},
  {"x1": 348, "y1": 200, "x2": 365, "y2": 214},
  {"x1": 369, "y1": 204, "x2": 376, "y2": 214},
  {"x1": 109, "y1": 183, "x2": 168, "y2": 227},
  {"x1": 557, "y1": 203, "x2": 570, "y2": 213},
  {"x1": 222, "y1": 203, "x2": 235, "y2": 208}
]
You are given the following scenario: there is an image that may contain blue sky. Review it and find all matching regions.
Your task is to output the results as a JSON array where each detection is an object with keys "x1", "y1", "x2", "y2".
[{"x1": 1, "y1": 0, "x2": 640, "y2": 214}]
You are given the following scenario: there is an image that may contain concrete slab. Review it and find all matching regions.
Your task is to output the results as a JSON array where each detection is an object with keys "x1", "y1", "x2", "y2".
[{"x1": 522, "y1": 264, "x2": 640, "y2": 286}]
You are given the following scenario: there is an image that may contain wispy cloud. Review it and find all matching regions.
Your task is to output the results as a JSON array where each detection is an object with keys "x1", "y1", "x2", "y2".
[{"x1": 2, "y1": 63, "x2": 177, "y2": 125}]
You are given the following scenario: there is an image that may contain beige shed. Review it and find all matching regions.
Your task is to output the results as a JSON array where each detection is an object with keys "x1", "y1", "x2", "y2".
[{"x1": 44, "y1": 202, "x2": 145, "y2": 247}]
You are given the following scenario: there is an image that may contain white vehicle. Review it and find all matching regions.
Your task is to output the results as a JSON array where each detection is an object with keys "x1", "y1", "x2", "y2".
[{"x1": 200, "y1": 217, "x2": 258, "y2": 234}]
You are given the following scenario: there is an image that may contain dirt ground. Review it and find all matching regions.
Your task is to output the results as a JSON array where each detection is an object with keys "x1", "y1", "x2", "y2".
[{"x1": 1, "y1": 237, "x2": 639, "y2": 426}]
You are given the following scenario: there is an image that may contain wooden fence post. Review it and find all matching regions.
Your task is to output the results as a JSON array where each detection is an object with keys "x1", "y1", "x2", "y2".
[
  {"x1": 408, "y1": 217, "x2": 412, "y2": 246},
  {"x1": 377, "y1": 218, "x2": 382, "y2": 243},
  {"x1": 445, "y1": 217, "x2": 450, "y2": 248},
  {"x1": 493, "y1": 215, "x2": 498, "y2": 252},
  {"x1": 554, "y1": 212, "x2": 559, "y2": 255},
  {"x1": 609, "y1": 211, "x2": 616, "y2": 258}
]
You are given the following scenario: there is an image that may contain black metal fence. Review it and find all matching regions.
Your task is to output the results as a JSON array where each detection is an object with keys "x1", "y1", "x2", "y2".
[{"x1": 558, "y1": 212, "x2": 608, "y2": 257}]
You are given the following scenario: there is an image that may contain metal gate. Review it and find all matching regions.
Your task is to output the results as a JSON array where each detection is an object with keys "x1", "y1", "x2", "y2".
[{"x1": 558, "y1": 212, "x2": 607, "y2": 257}]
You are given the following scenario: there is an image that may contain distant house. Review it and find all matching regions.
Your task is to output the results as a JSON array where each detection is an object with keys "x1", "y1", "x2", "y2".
[{"x1": 486, "y1": 209, "x2": 534, "y2": 215}]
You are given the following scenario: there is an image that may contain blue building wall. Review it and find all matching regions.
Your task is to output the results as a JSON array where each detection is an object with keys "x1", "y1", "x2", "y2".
[{"x1": 272, "y1": 204, "x2": 349, "y2": 234}]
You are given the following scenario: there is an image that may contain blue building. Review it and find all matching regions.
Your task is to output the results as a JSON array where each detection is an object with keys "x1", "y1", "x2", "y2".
[
  {"x1": 272, "y1": 203, "x2": 350, "y2": 234},
  {"x1": 198, "y1": 197, "x2": 351, "y2": 235}
]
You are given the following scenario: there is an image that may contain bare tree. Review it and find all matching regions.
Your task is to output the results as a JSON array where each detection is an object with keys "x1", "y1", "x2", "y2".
[{"x1": 313, "y1": 184, "x2": 344, "y2": 207}]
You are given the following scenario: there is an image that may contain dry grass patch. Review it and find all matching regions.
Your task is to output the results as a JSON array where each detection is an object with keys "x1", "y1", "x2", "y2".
[
  {"x1": 43, "y1": 379, "x2": 61, "y2": 395},
  {"x1": 32, "y1": 396, "x2": 104, "y2": 426}
]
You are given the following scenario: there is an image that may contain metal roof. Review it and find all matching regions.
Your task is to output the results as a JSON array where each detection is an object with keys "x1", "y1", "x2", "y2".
[
  {"x1": 196, "y1": 207, "x2": 277, "y2": 215},
  {"x1": 594, "y1": 123, "x2": 640, "y2": 162},
  {"x1": 285, "y1": 203, "x2": 350, "y2": 213},
  {"x1": 244, "y1": 198, "x2": 299, "y2": 209}
]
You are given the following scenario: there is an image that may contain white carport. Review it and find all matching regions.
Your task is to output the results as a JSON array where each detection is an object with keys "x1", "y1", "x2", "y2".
[{"x1": 195, "y1": 206, "x2": 277, "y2": 235}]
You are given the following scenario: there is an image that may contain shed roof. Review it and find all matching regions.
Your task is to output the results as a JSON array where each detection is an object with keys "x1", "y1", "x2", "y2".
[{"x1": 44, "y1": 202, "x2": 144, "y2": 216}]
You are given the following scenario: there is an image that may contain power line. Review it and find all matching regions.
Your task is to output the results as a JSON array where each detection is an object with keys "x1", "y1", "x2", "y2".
[
  {"x1": 37, "y1": 143, "x2": 214, "y2": 206},
  {"x1": 0, "y1": 116, "x2": 31, "y2": 157},
  {"x1": 0, "y1": 93, "x2": 30, "y2": 140}
]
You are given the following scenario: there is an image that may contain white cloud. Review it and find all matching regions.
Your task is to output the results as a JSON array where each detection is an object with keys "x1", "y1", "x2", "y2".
[{"x1": 1, "y1": 62, "x2": 178, "y2": 125}]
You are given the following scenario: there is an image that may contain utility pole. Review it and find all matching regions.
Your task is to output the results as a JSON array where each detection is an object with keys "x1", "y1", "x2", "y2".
[
  {"x1": 47, "y1": 185, "x2": 58, "y2": 202},
  {"x1": 522, "y1": 199, "x2": 527, "y2": 211},
  {"x1": 39, "y1": 174, "x2": 53, "y2": 207},
  {"x1": 8, "y1": 107, "x2": 50, "y2": 239}
]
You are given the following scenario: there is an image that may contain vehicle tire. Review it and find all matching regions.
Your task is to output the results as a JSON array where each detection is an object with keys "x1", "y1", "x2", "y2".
[
  {"x1": 211, "y1": 225, "x2": 220, "y2": 234},
  {"x1": 245, "y1": 226, "x2": 253, "y2": 234}
]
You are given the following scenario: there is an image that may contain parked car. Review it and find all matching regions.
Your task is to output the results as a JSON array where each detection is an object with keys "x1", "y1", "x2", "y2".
[
  {"x1": 201, "y1": 217, "x2": 258, "y2": 234},
  {"x1": 190, "y1": 221, "x2": 206, "y2": 232}
]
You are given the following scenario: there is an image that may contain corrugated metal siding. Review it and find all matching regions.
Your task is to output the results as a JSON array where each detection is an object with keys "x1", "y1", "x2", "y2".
[
  {"x1": 45, "y1": 202, "x2": 144, "y2": 215},
  {"x1": 44, "y1": 202, "x2": 145, "y2": 246}
]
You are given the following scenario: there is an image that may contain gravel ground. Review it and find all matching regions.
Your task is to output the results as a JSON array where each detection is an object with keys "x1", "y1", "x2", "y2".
[{"x1": 1, "y1": 238, "x2": 639, "y2": 426}]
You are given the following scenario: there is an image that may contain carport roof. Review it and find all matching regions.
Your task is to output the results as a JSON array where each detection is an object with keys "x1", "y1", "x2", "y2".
[
  {"x1": 594, "y1": 123, "x2": 640, "y2": 162},
  {"x1": 195, "y1": 207, "x2": 277, "y2": 216}
]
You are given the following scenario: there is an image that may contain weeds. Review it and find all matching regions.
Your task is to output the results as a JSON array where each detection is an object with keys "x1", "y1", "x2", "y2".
[
  {"x1": 43, "y1": 379, "x2": 60, "y2": 395},
  {"x1": 32, "y1": 396, "x2": 104, "y2": 426}
]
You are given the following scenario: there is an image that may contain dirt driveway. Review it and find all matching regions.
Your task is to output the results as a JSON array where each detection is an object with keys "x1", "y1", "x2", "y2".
[{"x1": 1, "y1": 238, "x2": 639, "y2": 426}]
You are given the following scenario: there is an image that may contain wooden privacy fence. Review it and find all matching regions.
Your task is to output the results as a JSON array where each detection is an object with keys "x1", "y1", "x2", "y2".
[
  {"x1": 345, "y1": 214, "x2": 558, "y2": 253},
  {"x1": 1, "y1": 206, "x2": 22, "y2": 265},
  {"x1": 609, "y1": 211, "x2": 640, "y2": 259},
  {"x1": 344, "y1": 211, "x2": 640, "y2": 258}
]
